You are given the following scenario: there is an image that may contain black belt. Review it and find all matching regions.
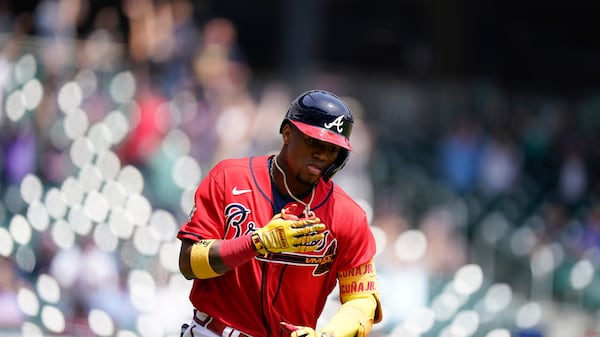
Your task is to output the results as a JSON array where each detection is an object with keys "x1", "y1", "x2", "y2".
[{"x1": 193, "y1": 310, "x2": 252, "y2": 337}]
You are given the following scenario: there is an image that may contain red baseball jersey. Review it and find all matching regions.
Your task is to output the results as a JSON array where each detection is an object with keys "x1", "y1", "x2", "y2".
[{"x1": 177, "y1": 155, "x2": 377, "y2": 337}]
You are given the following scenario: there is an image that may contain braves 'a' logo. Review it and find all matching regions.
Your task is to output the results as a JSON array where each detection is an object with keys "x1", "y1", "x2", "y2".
[
  {"x1": 224, "y1": 203, "x2": 252, "y2": 237},
  {"x1": 256, "y1": 235, "x2": 337, "y2": 276},
  {"x1": 323, "y1": 115, "x2": 345, "y2": 133}
]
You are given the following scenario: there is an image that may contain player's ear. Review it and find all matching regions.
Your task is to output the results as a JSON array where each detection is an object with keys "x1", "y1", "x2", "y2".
[{"x1": 281, "y1": 123, "x2": 292, "y2": 144}]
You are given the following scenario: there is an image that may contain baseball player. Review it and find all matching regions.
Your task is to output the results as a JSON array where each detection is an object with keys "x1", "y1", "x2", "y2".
[{"x1": 177, "y1": 90, "x2": 382, "y2": 337}]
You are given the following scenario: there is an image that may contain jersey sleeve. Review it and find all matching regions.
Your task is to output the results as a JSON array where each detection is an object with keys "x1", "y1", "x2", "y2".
[
  {"x1": 335, "y1": 208, "x2": 377, "y2": 270},
  {"x1": 177, "y1": 164, "x2": 226, "y2": 242}
]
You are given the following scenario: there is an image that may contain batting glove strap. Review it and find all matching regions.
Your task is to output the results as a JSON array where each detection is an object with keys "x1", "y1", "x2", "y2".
[{"x1": 251, "y1": 233, "x2": 267, "y2": 255}]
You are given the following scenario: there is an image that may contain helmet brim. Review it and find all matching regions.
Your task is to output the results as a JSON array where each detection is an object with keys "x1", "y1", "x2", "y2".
[{"x1": 290, "y1": 120, "x2": 352, "y2": 151}]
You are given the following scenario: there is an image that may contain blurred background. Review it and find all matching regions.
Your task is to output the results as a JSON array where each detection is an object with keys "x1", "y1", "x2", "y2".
[{"x1": 1, "y1": 0, "x2": 600, "y2": 337}]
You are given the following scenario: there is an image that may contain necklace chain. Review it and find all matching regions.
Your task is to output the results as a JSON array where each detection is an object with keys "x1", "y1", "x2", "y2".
[
  {"x1": 271, "y1": 155, "x2": 315, "y2": 217},
  {"x1": 269, "y1": 156, "x2": 276, "y2": 181}
]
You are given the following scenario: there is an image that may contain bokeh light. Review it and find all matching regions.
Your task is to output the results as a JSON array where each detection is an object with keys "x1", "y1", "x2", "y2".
[
  {"x1": 136, "y1": 314, "x2": 165, "y2": 337},
  {"x1": 9, "y1": 214, "x2": 32, "y2": 245},
  {"x1": 84, "y1": 190, "x2": 110, "y2": 222},
  {"x1": 159, "y1": 240, "x2": 181, "y2": 273},
  {"x1": 79, "y1": 163, "x2": 104, "y2": 192},
  {"x1": 172, "y1": 156, "x2": 201, "y2": 189},
  {"x1": 14, "y1": 54, "x2": 37, "y2": 84},
  {"x1": 103, "y1": 110, "x2": 130, "y2": 144},
  {"x1": 27, "y1": 200, "x2": 50, "y2": 232},
  {"x1": 128, "y1": 269, "x2": 157, "y2": 312},
  {"x1": 40, "y1": 305, "x2": 66, "y2": 333},
  {"x1": 109, "y1": 71, "x2": 136, "y2": 104},
  {"x1": 20, "y1": 174, "x2": 43, "y2": 204},
  {"x1": 61, "y1": 176, "x2": 86, "y2": 206},
  {"x1": 570, "y1": 259, "x2": 595, "y2": 290},
  {"x1": 478, "y1": 212, "x2": 510, "y2": 245},
  {"x1": 449, "y1": 310, "x2": 479, "y2": 337},
  {"x1": 93, "y1": 222, "x2": 120, "y2": 252},
  {"x1": 51, "y1": 219, "x2": 76, "y2": 250},
  {"x1": 5, "y1": 90, "x2": 26, "y2": 122},
  {"x1": 133, "y1": 226, "x2": 161, "y2": 256},
  {"x1": 102, "y1": 180, "x2": 128, "y2": 209},
  {"x1": 509, "y1": 223, "x2": 538, "y2": 257},
  {"x1": 395, "y1": 229, "x2": 427, "y2": 262},
  {"x1": 402, "y1": 307, "x2": 435, "y2": 334},
  {"x1": 148, "y1": 209, "x2": 178, "y2": 241},
  {"x1": 0, "y1": 227, "x2": 14, "y2": 256},
  {"x1": 57, "y1": 82, "x2": 83, "y2": 115},
  {"x1": 96, "y1": 150, "x2": 122, "y2": 181},
  {"x1": 162, "y1": 129, "x2": 192, "y2": 160},
  {"x1": 74, "y1": 68, "x2": 98, "y2": 98},
  {"x1": 15, "y1": 245, "x2": 36, "y2": 273},
  {"x1": 108, "y1": 207, "x2": 135, "y2": 239},
  {"x1": 17, "y1": 287, "x2": 40, "y2": 317},
  {"x1": 22, "y1": 78, "x2": 44, "y2": 110},
  {"x1": 530, "y1": 244, "x2": 559, "y2": 278},
  {"x1": 125, "y1": 194, "x2": 152, "y2": 226},
  {"x1": 70, "y1": 137, "x2": 96, "y2": 168},
  {"x1": 44, "y1": 187, "x2": 68, "y2": 220},
  {"x1": 64, "y1": 109, "x2": 90, "y2": 140},
  {"x1": 483, "y1": 283, "x2": 513, "y2": 313},
  {"x1": 117, "y1": 165, "x2": 144, "y2": 195},
  {"x1": 453, "y1": 264, "x2": 483, "y2": 296},
  {"x1": 515, "y1": 302, "x2": 543, "y2": 329},
  {"x1": 68, "y1": 204, "x2": 93, "y2": 236},
  {"x1": 21, "y1": 321, "x2": 44, "y2": 337},
  {"x1": 88, "y1": 123, "x2": 114, "y2": 153},
  {"x1": 432, "y1": 291, "x2": 462, "y2": 322},
  {"x1": 36, "y1": 274, "x2": 61, "y2": 304},
  {"x1": 89, "y1": 309, "x2": 115, "y2": 337}
]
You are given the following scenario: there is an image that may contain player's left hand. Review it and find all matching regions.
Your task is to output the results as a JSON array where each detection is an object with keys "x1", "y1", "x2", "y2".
[
  {"x1": 280, "y1": 322, "x2": 328, "y2": 337},
  {"x1": 253, "y1": 208, "x2": 325, "y2": 254}
]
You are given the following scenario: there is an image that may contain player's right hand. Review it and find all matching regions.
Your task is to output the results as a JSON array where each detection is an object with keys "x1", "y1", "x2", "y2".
[
  {"x1": 280, "y1": 322, "x2": 327, "y2": 337},
  {"x1": 252, "y1": 210, "x2": 325, "y2": 254}
]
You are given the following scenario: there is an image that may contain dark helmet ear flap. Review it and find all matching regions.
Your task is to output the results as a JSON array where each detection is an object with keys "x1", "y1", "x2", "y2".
[{"x1": 322, "y1": 149, "x2": 349, "y2": 182}]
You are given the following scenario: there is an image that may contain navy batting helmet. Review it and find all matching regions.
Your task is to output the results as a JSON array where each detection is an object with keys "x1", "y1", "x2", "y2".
[
  {"x1": 281, "y1": 89, "x2": 353, "y2": 150},
  {"x1": 281, "y1": 89, "x2": 354, "y2": 181}
]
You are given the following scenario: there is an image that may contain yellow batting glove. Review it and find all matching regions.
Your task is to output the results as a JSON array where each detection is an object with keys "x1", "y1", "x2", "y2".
[{"x1": 252, "y1": 212, "x2": 325, "y2": 254}]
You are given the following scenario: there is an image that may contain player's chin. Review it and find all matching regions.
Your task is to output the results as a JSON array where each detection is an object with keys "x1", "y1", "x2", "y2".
[{"x1": 299, "y1": 172, "x2": 320, "y2": 186}]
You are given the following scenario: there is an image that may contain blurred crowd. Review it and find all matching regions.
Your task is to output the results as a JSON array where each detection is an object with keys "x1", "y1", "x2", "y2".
[{"x1": 1, "y1": 1, "x2": 600, "y2": 337}]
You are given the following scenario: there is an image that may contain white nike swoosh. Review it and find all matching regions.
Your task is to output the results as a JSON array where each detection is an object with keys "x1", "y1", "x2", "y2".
[{"x1": 232, "y1": 187, "x2": 252, "y2": 195}]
